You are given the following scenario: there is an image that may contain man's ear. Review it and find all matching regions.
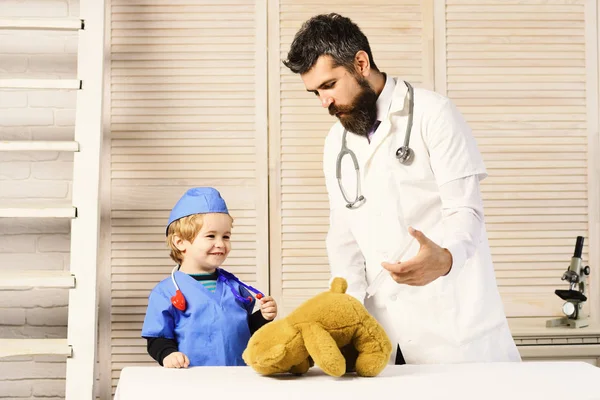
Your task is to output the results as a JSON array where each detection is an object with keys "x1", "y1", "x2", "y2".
[
  {"x1": 172, "y1": 235, "x2": 186, "y2": 252},
  {"x1": 354, "y1": 50, "x2": 371, "y2": 77}
]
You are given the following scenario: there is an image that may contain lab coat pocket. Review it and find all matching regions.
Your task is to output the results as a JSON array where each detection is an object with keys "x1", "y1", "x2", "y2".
[{"x1": 392, "y1": 281, "x2": 460, "y2": 349}]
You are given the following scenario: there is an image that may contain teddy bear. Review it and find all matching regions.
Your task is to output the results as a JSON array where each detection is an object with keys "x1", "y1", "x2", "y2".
[{"x1": 242, "y1": 277, "x2": 392, "y2": 377}]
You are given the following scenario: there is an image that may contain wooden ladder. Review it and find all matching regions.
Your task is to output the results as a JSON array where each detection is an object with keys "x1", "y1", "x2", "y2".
[{"x1": 0, "y1": 2, "x2": 105, "y2": 398}]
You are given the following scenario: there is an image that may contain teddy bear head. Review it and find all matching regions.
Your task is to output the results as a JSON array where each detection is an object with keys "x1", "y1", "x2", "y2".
[{"x1": 242, "y1": 319, "x2": 309, "y2": 374}]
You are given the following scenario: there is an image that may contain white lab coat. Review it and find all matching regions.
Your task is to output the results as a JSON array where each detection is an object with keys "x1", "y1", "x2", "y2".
[{"x1": 323, "y1": 78, "x2": 521, "y2": 364}]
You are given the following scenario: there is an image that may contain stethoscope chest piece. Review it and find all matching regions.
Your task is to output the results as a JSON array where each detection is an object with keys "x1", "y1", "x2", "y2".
[
  {"x1": 395, "y1": 145, "x2": 414, "y2": 165},
  {"x1": 171, "y1": 289, "x2": 186, "y2": 311}
]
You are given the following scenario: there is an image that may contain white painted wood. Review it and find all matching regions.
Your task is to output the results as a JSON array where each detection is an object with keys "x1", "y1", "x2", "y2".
[
  {"x1": 0, "y1": 270, "x2": 75, "y2": 289},
  {"x1": 444, "y1": 1, "x2": 591, "y2": 320},
  {"x1": 114, "y1": 364, "x2": 600, "y2": 400},
  {"x1": 0, "y1": 79, "x2": 81, "y2": 89},
  {"x1": 267, "y1": 0, "x2": 283, "y2": 315},
  {"x1": 0, "y1": 339, "x2": 72, "y2": 358},
  {"x1": 518, "y1": 344, "x2": 600, "y2": 360},
  {"x1": 0, "y1": 204, "x2": 76, "y2": 218},
  {"x1": 64, "y1": 0, "x2": 106, "y2": 398},
  {"x1": 509, "y1": 317, "x2": 600, "y2": 338},
  {"x1": 97, "y1": 2, "x2": 114, "y2": 398},
  {"x1": 585, "y1": 0, "x2": 600, "y2": 325},
  {"x1": 433, "y1": 0, "x2": 448, "y2": 95},
  {"x1": 254, "y1": 0, "x2": 270, "y2": 294},
  {"x1": 0, "y1": 141, "x2": 79, "y2": 152},
  {"x1": 109, "y1": 2, "x2": 268, "y2": 392},
  {"x1": 421, "y1": 0, "x2": 435, "y2": 90},
  {"x1": 0, "y1": 18, "x2": 82, "y2": 30}
]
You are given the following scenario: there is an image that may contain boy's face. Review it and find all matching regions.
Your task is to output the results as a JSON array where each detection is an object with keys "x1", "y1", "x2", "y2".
[{"x1": 180, "y1": 213, "x2": 232, "y2": 272}]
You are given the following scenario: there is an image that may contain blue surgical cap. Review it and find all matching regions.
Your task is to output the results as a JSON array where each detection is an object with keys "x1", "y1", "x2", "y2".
[{"x1": 166, "y1": 187, "x2": 229, "y2": 235}]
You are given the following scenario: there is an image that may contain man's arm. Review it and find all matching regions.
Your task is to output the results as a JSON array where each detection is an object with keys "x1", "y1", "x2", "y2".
[
  {"x1": 427, "y1": 97, "x2": 487, "y2": 277},
  {"x1": 382, "y1": 97, "x2": 487, "y2": 284},
  {"x1": 439, "y1": 175, "x2": 484, "y2": 277}
]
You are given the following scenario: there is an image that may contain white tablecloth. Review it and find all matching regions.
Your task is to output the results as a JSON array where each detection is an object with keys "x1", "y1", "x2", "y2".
[{"x1": 114, "y1": 362, "x2": 600, "y2": 400}]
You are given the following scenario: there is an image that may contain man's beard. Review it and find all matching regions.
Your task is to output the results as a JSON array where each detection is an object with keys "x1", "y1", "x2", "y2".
[{"x1": 328, "y1": 77, "x2": 378, "y2": 138}]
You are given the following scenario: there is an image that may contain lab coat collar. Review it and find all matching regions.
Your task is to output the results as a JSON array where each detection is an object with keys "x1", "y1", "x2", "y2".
[
  {"x1": 376, "y1": 73, "x2": 395, "y2": 122},
  {"x1": 345, "y1": 77, "x2": 410, "y2": 172},
  {"x1": 389, "y1": 78, "x2": 410, "y2": 115}
]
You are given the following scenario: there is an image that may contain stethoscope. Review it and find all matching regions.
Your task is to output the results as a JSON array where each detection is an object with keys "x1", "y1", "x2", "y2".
[
  {"x1": 336, "y1": 81, "x2": 415, "y2": 209},
  {"x1": 170, "y1": 265, "x2": 264, "y2": 311}
]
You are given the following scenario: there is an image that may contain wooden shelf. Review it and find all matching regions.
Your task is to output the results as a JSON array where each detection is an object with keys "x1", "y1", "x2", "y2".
[
  {"x1": 0, "y1": 204, "x2": 76, "y2": 218},
  {"x1": 0, "y1": 18, "x2": 82, "y2": 30},
  {"x1": 0, "y1": 339, "x2": 71, "y2": 359},
  {"x1": 0, "y1": 270, "x2": 75, "y2": 289},
  {"x1": 0, "y1": 141, "x2": 79, "y2": 152},
  {"x1": 0, "y1": 79, "x2": 81, "y2": 90}
]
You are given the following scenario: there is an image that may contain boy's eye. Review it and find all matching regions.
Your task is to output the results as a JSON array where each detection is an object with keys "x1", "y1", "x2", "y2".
[
  {"x1": 223, "y1": 235, "x2": 230, "y2": 240},
  {"x1": 207, "y1": 234, "x2": 215, "y2": 238}
]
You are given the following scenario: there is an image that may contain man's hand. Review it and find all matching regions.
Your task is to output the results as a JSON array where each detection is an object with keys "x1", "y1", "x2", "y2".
[
  {"x1": 163, "y1": 352, "x2": 190, "y2": 369},
  {"x1": 381, "y1": 227, "x2": 453, "y2": 286},
  {"x1": 259, "y1": 296, "x2": 278, "y2": 321}
]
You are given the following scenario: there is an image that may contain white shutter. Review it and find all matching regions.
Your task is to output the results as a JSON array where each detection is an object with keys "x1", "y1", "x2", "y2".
[
  {"x1": 440, "y1": 0, "x2": 597, "y2": 319},
  {"x1": 109, "y1": 0, "x2": 268, "y2": 392},
  {"x1": 269, "y1": 0, "x2": 434, "y2": 315}
]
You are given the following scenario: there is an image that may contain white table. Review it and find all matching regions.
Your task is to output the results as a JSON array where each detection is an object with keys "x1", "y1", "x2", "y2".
[{"x1": 114, "y1": 362, "x2": 600, "y2": 400}]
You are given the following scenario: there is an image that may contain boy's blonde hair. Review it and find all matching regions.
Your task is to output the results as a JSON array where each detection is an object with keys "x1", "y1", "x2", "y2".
[{"x1": 166, "y1": 213, "x2": 233, "y2": 264}]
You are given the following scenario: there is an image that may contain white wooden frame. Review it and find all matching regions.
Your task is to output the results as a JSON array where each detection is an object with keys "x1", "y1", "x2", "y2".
[
  {"x1": 267, "y1": 0, "x2": 284, "y2": 314},
  {"x1": 97, "y1": 1, "x2": 113, "y2": 398},
  {"x1": 585, "y1": 0, "x2": 600, "y2": 324},
  {"x1": 255, "y1": 0, "x2": 270, "y2": 297},
  {"x1": 433, "y1": 0, "x2": 447, "y2": 96},
  {"x1": 65, "y1": 0, "x2": 106, "y2": 398}
]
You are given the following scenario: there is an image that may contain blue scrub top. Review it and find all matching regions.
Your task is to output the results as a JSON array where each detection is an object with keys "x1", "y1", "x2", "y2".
[{"x1": 141, "y1": 268, "x2": 254, "y2": 366}]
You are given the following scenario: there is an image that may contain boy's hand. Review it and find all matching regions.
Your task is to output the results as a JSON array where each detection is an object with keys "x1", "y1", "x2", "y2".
[
  {"x1": 163, "y1": 352, "x2": 190, "y2": 369},
  {"x1": 259, "y1": 296, "x2": 277, "y2": 321}
]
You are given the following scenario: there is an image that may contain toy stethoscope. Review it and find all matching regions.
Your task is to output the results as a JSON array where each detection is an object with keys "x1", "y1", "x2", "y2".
[
  {"x1": 170, "y1": 265, "x2": 264, "y2": 311},
  {"x1": 336, "y1": 81, "x2": 415, "y2": 209}
]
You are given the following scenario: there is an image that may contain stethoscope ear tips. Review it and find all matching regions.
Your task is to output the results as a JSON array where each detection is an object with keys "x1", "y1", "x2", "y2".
[
  {"x1": 171, "y1": 289, "x2": 187, "y2": 311},
  {"x1": 396, "y1": 146, "x2": 414, "y2": 165}
]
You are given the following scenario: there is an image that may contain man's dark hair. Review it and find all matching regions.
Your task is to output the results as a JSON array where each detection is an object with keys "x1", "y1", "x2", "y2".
[{"x1": 283, "y1": 13, "x2": 378, "y2": 75}]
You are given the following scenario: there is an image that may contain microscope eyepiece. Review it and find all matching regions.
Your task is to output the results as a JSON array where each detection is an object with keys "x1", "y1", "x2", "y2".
[{"x1": 573, "y1": 236, "x2": 584, "y2": 258}]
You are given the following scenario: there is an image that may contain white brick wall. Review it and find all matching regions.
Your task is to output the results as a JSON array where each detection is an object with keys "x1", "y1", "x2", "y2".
[{"x1": 1, "y1": 1, "x2": 79, "y2": 398}]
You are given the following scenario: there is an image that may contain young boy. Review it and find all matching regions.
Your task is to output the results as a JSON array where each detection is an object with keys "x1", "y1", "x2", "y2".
[{"x1": 141, "y1": 187, "x2": 278, "y2": 368}]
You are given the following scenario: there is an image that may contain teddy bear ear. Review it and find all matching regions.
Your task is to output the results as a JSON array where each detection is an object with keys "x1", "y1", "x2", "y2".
[
  {"x1": 330, "y1": 277, "x2": 348, "y2": 294},
  {"x1": 255, "y1": 344, "x2": 287, "y2": 366}
]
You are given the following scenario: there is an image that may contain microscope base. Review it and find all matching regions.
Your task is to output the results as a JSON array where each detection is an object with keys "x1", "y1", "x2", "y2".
[{"x1": 546, "y1": 316, "x2": 589, "y2": 329}]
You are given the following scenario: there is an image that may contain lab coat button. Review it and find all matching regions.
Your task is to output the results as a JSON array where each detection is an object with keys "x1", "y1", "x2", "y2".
[{"x1": 390, "y1": 294, "x2": 397, "y2": 301}]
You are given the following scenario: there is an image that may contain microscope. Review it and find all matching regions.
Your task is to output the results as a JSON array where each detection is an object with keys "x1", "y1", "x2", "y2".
[{"x1": 546, "y1": 236, "x2": 591, "y2": 329}]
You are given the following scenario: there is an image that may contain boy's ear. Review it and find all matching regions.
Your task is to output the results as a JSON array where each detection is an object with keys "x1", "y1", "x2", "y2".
[{"x1": 172, "y1": 235, "x2": 186, "y2": 252}]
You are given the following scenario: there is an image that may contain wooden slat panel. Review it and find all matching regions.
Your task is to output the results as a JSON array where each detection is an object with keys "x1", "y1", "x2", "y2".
[
  {"x1": 109, "y1": 1, "x2": 267, "y2": 389},
  {"x1": 270, "y1": 1, "x2": 433, "y2": 315},
  {"x1": 445, "y1": 1, "x2": 589, "y2": 318}
]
